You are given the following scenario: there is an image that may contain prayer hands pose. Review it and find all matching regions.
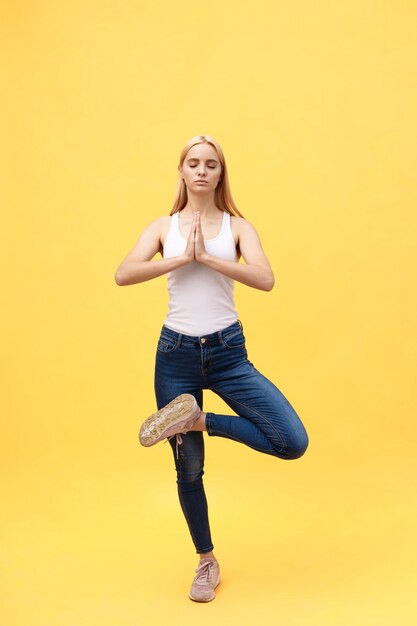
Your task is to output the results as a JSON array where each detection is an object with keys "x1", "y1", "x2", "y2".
[{"x1": 183, "y1": 212, "x2": 208, "y2": 264}]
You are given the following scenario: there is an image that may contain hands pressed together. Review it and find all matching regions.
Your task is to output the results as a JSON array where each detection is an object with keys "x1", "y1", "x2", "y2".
[{"x1": 183, "y1": 211, "x2": 209, "y2": 264}]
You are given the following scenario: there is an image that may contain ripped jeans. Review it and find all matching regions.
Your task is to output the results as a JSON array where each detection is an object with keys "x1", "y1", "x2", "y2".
[{"x1": 153, "y1": 319, "x2": 309, "y2": 554}]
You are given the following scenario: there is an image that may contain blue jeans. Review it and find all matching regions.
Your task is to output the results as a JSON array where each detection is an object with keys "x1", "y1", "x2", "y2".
[{"x1": 153, "y1": 320, "x2": 309, "y2": 554}]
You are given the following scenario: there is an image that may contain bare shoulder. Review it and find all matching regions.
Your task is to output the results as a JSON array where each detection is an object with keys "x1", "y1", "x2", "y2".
[
  {"x1": 149, "y1": 215, "x2": 171, "y2": 227},
  {"x1": 136, "y1": 214, "x2": 171, "y2": 254},
  {"x1": 230, "y1": 215, "x2": 257, "y2": 229},
  {"x1": 230, "y1": 215, "x2": 258, "y2": 244},
  {"x1": 156, "y1": 215, "x2": 171, "y2": 229}
]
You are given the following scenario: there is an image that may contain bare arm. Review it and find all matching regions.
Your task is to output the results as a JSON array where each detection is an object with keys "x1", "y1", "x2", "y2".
[
  {"x1": 114, "y1": 216, "x2": 194, "y2": 286},
  {"x1": 195, "y1": 213, "x2": 275, "y2": 291}
]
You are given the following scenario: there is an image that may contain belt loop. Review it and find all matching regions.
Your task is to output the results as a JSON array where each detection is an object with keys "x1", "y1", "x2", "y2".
[{"x1": 238, "y1": 319, "x2": 243, "y2": 330}]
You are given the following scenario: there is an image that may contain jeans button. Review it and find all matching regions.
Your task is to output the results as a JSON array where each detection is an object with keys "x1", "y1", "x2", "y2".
[{"x1": 200, "y1": 338, "x2": 206, "y2": 344}]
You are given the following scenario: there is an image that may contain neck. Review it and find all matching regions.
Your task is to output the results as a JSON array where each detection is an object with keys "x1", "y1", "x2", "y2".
[{"x1": 182, "y1": 191, "x2": 220, "y2": 217}]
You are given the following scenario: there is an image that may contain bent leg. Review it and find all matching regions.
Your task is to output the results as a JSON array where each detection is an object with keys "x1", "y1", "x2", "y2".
[{"x1": 207, "y1": 361, "x2": 309, "y2": 460}]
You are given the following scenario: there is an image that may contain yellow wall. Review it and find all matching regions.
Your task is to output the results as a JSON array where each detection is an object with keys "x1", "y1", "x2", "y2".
[{"x1": 1, "y1": 1, "x2": 416, "y2": 624}]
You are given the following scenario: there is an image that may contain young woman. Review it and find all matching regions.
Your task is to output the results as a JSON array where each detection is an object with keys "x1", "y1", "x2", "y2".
[{"x1": 115, "y1": 135, "x2": 309, "y2": 603}]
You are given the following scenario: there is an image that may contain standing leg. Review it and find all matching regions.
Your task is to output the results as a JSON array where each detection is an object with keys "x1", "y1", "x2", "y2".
[{"x1": 154, "y1": 332, "x2": 215, "y2": 554}]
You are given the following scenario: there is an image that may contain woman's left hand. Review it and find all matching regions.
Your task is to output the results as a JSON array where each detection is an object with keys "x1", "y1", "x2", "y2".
[{"x1": 194, "y1": 212, "x2": 209, "y2": 262}]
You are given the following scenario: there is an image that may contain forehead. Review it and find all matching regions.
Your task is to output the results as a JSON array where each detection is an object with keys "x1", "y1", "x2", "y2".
[{"x1": 185, "y1": 143, "x2": 219, "y2": 161}]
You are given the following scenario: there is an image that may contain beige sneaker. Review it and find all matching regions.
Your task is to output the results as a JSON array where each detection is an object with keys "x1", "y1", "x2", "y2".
[
  {"x1": 138, "y1": 394, "x2": 202, "y2": 458},
  {"x1": 189, "y1": 559, "x2": 221, "y2": 602}
]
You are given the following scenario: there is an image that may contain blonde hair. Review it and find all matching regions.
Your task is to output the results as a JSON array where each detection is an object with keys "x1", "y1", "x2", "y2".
[{"x1": 170, "y1": 135, "x2": 245, "y2": 218}]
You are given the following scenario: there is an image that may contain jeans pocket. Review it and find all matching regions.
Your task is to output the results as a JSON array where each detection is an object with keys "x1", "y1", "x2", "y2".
[
  {"x1": 157, "y1": 334, "x2": 180, "y2": 353},
  {"x1": 221, "y1": 329, "x2": 246, "y2": 349}
]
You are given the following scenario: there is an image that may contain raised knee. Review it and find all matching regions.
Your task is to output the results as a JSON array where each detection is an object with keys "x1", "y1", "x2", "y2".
[{"x1": 284, "y1": 431, "x2": 309, "y2": 460}]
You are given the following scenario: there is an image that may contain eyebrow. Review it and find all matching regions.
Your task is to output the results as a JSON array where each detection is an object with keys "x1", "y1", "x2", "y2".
[{"x1": 186, "y1": 158, "x2": 219, "y2": 163}]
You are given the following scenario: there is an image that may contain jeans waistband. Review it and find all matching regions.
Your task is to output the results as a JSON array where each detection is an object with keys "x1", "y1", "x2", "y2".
[{"x1": 160, "y1": 319, "x2": 243, "y2": 345}]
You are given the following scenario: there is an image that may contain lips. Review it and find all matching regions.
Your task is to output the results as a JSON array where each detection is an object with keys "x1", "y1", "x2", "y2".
[{"x1": 195, "y1": 180, "x2": 208, "y2": 184}]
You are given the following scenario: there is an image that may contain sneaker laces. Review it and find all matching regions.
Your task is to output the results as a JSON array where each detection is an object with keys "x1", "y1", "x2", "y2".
[
  {"x1": 194, "y1": 560, "x2": 216, "y2": 584},
  {"x1": 163, "y1": 432, "x2": 183, "y2": 459}
]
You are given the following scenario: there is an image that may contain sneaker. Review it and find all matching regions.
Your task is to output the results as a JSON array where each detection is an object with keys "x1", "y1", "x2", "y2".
[
  {"x1": 189, "y1": 559, "x2": 221, "y2": 602},
  {"x1": 138, "y1": 393, "x2": 201, "y2": 458}
]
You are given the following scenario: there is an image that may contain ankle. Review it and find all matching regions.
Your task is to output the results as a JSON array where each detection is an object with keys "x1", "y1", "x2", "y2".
[
  {"x1": 191, "y1": 411, "x2": 207, "y2": 432},
  {"x1": 199, "y1": 551, "x2": 216, "y2": 562}
]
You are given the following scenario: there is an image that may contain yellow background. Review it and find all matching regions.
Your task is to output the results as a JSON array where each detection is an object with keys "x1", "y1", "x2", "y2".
[{"x1": 1, "y1": 1, "x2": 416, "y2": 624}]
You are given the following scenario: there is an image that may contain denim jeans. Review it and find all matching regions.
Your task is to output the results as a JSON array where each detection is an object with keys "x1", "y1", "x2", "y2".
[{"x1": 153, "y1": 319, "x2": 309, "y2": 554}]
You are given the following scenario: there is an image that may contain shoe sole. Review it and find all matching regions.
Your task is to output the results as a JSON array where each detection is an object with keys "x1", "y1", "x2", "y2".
[
  {"x1": 188, "y1": 574, "x2": 221, "y2": 602},
  {"x1": 139, "y1": 393, "x2": 198, "y2": 447}
]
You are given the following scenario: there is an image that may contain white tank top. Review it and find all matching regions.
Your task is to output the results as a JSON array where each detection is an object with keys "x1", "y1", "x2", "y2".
[{"x1": 162, "y1": 210, "x2": 239, "y2": 336}]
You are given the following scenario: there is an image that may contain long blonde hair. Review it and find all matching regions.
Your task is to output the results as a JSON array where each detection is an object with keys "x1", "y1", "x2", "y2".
[{"x1": 170, "y1": 135, "x2": 245, "y2": 218}]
